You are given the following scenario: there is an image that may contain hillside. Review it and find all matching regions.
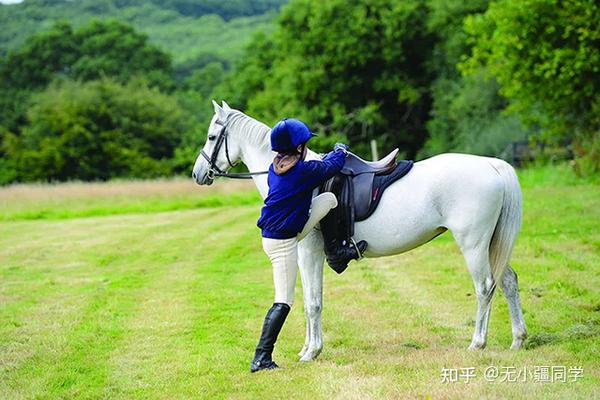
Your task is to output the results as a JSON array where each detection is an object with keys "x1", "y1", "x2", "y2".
[{"x1": 0, "y1": 0, "x2": 287, "y2": 67}]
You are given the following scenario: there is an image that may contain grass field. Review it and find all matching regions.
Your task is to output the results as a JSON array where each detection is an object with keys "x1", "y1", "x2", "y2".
[{"x1": 1, "y1": 165, "x2": 599, "y2": 399}]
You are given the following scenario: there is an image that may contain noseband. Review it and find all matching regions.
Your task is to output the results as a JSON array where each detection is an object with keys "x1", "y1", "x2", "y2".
[{"x1": 200, "y1": 119, "x2": 268, "y2": 180}]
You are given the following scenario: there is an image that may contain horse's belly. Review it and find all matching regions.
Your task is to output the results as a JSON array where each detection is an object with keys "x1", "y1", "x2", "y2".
[{"x1": 353, "y1": 169, "x2": 446, "y2": 257}]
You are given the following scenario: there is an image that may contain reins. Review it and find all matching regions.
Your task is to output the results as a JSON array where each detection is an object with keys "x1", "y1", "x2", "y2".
[{"x1": 200, "y1": 118, "x2": 269, "y2": 180}]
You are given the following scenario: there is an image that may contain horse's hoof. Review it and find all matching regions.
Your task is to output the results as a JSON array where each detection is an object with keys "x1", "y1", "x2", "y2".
[
  {"x1": 298, "y1": 345, "x2": 308, "y2": 358},
  {"x1": 468, "y1": 341, "x2": 486, "y2": 350},
  {"x1": 510, "y1": 337, "x2": 526, "y2": 350},
  {"x1": 299, "y1": 347, "x2": 322, "y2": 362},
  {"x1": 299, "y1": 353, "x2": 315, "y2": 362}
]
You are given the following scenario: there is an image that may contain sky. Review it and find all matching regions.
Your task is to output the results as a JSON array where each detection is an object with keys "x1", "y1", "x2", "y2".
[{"x1": 0, "y1": 0, "x2": 24, "y2": 4}]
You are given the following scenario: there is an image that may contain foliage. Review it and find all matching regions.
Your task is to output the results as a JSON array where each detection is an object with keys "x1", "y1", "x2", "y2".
[
  {"x1": 0, "y1": 0, "x2": 283, "y2": 68},
  {"x1": 463, "y1": 0, "x2": 600, "y2": 172},
  {"x1": 421, "y1": 0, "x2": 529, "y2": 158},
  {"x1": 183, "y1": 62, "x2": 225, "y2": 99},
  {"x1": 216, "y1": 0, "x2": 436, "y2": 157},
  {"x1": 426, "y1": 0, "x2": 489, "y2": 80},
  {"x1": 3, "y1": 78, "x2": 192, "y2": 182},
  {"x1": 0, "y1": 19, "x2": 175, "y2": 145},
  {"x1": 143, "y1": 0, "x2": 287, "y2": 20},
  {"x1": 421, "y1": 73, "x2": 528, "y2": 158},
  {"x1": 0, "y1": 18, "x2": 223, "y2": 183},
  {"x1": 0, "y1": 19, "x2": 173, "y2": 91},
  {"x1": 1, "y1": 0, "x2": 599, "y2": 182},
  {"x1": 214, "y1": 31, "x2": 277, "y2": 113}
]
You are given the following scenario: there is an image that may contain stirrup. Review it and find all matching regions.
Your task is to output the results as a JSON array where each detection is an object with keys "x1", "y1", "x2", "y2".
[{"x1": 350, "y1": 238, "x2": 365, "y2": 260}]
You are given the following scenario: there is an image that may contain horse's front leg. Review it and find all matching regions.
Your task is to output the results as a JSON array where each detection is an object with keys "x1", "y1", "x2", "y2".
[{"x1": 297, "y1": 230, "x2": 325, "y2": 362}]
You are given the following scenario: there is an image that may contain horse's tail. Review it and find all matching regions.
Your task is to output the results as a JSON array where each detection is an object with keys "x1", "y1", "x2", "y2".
[{"x1": 488, "y1": 159, "x2": 522, "y2": 284}]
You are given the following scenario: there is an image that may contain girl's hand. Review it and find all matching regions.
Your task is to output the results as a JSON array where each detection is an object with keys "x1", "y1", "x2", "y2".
[{"x1": 334, "y1": 143, "x2": 349, "y2": 154}]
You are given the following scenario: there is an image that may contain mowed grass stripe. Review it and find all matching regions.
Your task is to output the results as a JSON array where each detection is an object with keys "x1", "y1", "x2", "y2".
[
  {"x1": 0, "y1": 209, "x2": 224, "y2": 329},
  {"x1": 189, "y1": 221, "x2": 283, "y2": 398},
  {"x1": 104, "y1": 207, "x2": 258, "y2": 399},
  {"x1": 0, "y1": 208, "x2": 233, "y2": 399},
  {"x1": 171, "y1": 214, "x2": 338, "y2": 399},
  {"x1": 0, "y1": 209, "x2": 224, "y2": 356}
]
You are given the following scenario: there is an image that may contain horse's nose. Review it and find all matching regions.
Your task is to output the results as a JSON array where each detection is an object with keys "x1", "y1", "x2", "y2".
[{"x1": 192, "y1": 171, "x2": 197, "y2": 180}]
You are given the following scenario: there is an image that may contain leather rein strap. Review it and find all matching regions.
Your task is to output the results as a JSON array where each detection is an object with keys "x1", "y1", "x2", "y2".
[{"x1": 200, "y1": 119, "x2": 268, "y2": 180}]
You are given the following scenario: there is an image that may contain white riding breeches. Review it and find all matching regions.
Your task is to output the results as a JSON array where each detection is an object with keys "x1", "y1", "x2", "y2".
[
  {"x1": 262, "y1": 192, "x2": 337, "y2": 306},
  {"x1": 262, "y1": 237, "x2": 298, "y2": 306}
]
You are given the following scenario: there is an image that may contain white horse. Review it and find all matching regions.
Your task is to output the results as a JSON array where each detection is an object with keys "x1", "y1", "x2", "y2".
[{"x1": 193, "y1": 101, "x2": 528, "y2": 361}]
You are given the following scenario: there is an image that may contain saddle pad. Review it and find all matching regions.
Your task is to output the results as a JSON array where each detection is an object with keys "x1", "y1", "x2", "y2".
[{"x1": 356, "y1": 160, "x2": 414, "y2": 221}]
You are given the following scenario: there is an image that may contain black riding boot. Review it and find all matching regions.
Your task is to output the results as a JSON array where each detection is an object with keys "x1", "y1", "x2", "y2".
[
  {"x1": 320, "y1": 211, "x2": 368, "y2": 274},
  {"x1": 250, "y1": 303, "x2": 290, "y2": 373}
]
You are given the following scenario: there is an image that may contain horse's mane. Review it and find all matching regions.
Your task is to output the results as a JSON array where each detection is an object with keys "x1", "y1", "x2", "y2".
[
  {"x1": 225, "y1": 110, "x2": 322, "y2": 160},
  {"x1": 226, "y1": 111, "x2": 271, "y2": 152}
]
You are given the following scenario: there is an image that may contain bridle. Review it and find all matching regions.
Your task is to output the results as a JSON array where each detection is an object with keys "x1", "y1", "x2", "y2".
[{"x1": 200, "y1": 118, "x2": 269, "y2": 180}]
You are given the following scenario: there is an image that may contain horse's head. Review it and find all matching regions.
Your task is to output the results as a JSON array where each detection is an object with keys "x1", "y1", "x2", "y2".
[{"x1": 192, "y1": 100, "x2": 243, "y2": 185}]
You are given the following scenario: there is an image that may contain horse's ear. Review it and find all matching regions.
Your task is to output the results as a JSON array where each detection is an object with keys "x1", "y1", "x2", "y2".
[
  {"x1": 222, "y1": 101, "x2": 232, "y2": 112},
  {"x1": 212, "y1": 99, "x2": 227, "y2": 121}
]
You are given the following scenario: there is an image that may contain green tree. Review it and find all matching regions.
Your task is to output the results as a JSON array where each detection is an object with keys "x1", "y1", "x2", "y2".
[
  {"x1": 219, "y1": 0, "x2": 436, "y2": 157},
  {"x1": 422, "y1": 73, "x2": 527, "y2": 157},
  {"x1": 171, "y1": 62, "x2": 229, "y2": 173},
  {"x1": 420, "y1": 0, "x2": 529, "y2": 159},
  {"x1": 213, "y1": 30, "x2": 277, "y2": 112},
  {"x1": 463, "y1": 0, "x2": 600, "y2": 172},
  {"x1": 147, "y1": 0, "x2": 288, "y2": 19},
  {"x1": 183, "y1": 61, "x2": 225, "y2": 98},
  {"x1": 4, "y1": 78, "x2": 192, "y2": 182},
  {"x1": 72, "y1": 19, "x2": 174, "y2": 89},
  {"x1": 0, "y1": 19, "x2": 173, "y2": 91},
  {"x1": 0, "y1": 19, "x2": 174, "y2": 140}
]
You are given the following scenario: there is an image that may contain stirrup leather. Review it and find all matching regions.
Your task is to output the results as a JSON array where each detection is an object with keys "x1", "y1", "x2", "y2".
[{"x1": 350, "y1": 238, "x2": 364, "y2": 260}]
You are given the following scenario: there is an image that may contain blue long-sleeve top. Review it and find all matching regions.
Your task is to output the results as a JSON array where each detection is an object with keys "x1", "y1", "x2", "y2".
[{"x1": 257, "y1": 151, "x2": 346, "y2": 239}]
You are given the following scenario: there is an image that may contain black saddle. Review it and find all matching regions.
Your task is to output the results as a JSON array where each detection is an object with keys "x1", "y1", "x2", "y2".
[{"x1": 320, "y1": 149, "x2": 414, "y2": 242}]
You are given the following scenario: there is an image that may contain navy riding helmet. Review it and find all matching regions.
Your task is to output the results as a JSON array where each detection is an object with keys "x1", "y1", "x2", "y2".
[{"x1": 270, "y1": 118, "x2": 316, "y2": 152}]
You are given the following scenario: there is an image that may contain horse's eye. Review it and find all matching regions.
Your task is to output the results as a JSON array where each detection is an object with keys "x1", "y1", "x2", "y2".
[{"x1": 208, "y1": 135, "x2": 216, "y2": 141}]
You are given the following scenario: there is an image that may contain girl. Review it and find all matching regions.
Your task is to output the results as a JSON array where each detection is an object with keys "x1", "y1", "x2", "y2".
[{"x1": 251, "y1": 118, "x2": 367, "y2": 372}]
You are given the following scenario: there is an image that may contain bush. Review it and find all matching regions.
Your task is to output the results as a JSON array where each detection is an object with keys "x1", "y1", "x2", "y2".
[
  {"x1": 3, "y1": 78, "x2": 193, "y2": 182},
  {"x1": 421, "y1": 72, "x2": 528, "y2": 158},
  {"x1": 463, "y1": 0, "x2": 600, "y2": 173}
]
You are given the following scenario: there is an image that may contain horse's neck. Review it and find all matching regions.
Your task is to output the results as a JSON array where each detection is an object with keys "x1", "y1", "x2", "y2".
[
  {"x1": 230, "y1": 115, "x2": 273, "y2": 199},
  {"x1": 243, "y1": 147, "x2": 272, "y2": 199}
]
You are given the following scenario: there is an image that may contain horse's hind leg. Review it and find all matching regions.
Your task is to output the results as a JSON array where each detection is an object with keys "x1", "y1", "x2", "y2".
[
  {"x1": 500, "y1": 265, "x2": 528, "y2": 349},
  {"x1": 468, "y1": 248, "x2": 496, "y2": 350},
  {"x1": 457, "y1": 240, "x2": 496, "y2": 350}
]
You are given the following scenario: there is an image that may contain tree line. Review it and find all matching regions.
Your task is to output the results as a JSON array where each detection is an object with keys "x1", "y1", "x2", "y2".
[
  {"x1": 215, "y1": 0, "x2": 598, "y2": 173},
  {"x1": 0, "y1": 0, "x2": 598, "y2": 183}
]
